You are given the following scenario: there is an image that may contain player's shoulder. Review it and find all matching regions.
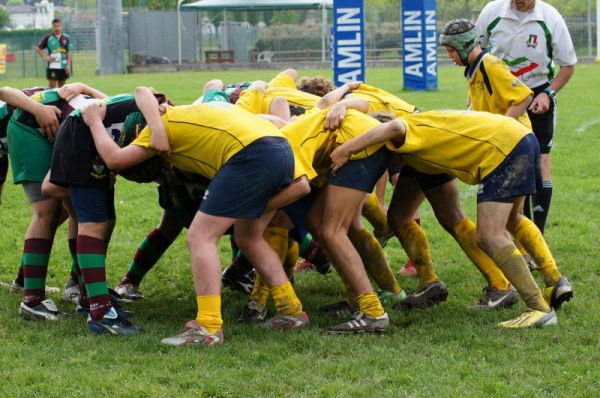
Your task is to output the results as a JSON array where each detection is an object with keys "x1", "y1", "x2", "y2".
[{"x1": 537, "y1": 0, "x2": 564, "y2": 19}]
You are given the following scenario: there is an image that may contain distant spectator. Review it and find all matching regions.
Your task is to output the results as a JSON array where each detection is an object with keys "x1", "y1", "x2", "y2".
[{"x1": 35, "y1": 18, "x2": 73, "y2": 88}]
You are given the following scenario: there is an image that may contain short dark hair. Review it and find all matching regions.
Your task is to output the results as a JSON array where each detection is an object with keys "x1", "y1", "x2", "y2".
[{"x1": 52, "y1": 18, "x2": 62, "y2": 25}]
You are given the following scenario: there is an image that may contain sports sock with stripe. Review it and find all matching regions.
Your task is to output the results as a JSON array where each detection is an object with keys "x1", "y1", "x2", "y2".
[
  {"x1": 299, "y1": 236, "x2": 330, "y2": 270},
  {"x1": 196, "y1": 295, "x2": 223, "y2": 334},
  {"x1": 22, "y1": 238, "x2": 53, "y2": 307},
  {"x1": 356, "y1": 291, "x2": 385, "y2": 317},
  {"x1": 395, "y1": 220, "x2": 438, "y2": 285},
  {"x1": 349, "y1": 228, "x2": 401, "y2": 294},
  {"x1": 14, "y1": 258, "x2": 24, "y2": 287},
  {"x1": 77, "y1": 235, "x2": 111, "y2": 320},
  {"x1": 533, "y1": 181, "x2": 553, "y2": 234},
  {"x1": 452, "y1": 217, "x2": 510, "y2": 290},
  {"x1": 512, "y1": 217, "x2": 561, "y2": 287},
  {"x1": 492, "y1": 243, "x2": 549, "y2": 312},
  {"x1": 121, "y1": 228, "x2": 175, "y2": 286}
]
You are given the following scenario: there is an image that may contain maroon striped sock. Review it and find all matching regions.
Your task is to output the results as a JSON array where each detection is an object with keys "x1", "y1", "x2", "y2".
[
  {"x1": 78, "y1": 235, "x2": 111, "y2": 320},
  {"x1": 22, "y1": 238, "x2": 53, "y2": 307},
  {"x1": 121, "y1": 228, "x2": 175, "y2": 285}
]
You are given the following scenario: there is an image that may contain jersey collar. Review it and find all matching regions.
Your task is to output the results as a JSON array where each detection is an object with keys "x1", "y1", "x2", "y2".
[
  {"x1": 500, "y1": 0, "x2": 544, "y2": 22},
  {"x1": 465, "y1": 49, "x2": 487, "y2": 81}
]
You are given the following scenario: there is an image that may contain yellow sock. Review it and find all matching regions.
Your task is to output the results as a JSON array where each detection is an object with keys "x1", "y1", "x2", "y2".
[
  {"x1": 492, "y1": 244, "x2": 550, "y2": 312},
  {"x1": 195, "y1": 295, "x2": 223, "y2": 334},
  {"x1": 512, "y1": 217, "x2": 561, "y2": 287},
  {"x1": 250, "y1": 274, "x2": 270, "y2": 307},
  {"x1": 356, "y1": 292, "x2": 384, "y2": 317},
  {"x1": 362, "y1": 192, "x2": 389, "y2": 235},
  {"x1": 264, "y1": 226, "x2": 289, "y2": 263},
  {"x1": 452, "y1": 217, "x2": 510, "y2": 290},
  {"x1": 349, "y1": 228, "x2": 401, "y2": 294},
  {"x1": 271, "y1": 281, "x2": 303, "y2": 316},
  {"x1": 249, "y1": 226, "x2": 290, "y2": 306},
  {"x1": 396, "y1": 220, "x2": 438, "y2": 285},
  {"x1": 283, "y1": 240, "x2": 299, "y2": 280}
]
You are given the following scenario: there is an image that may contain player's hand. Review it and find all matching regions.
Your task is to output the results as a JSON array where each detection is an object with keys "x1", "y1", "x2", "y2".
[
  {"x1": 58, "y1": 83, "x2": 82, "y2": 101},
  {"x1": 325, "y1": 103, "x2": 346, "y2": 130},
  {"x1": 150, "y1": 123, "x2": 171, "y2": 156},
  {"x1": 81, "y1": 101, "x2": 106, "y2": 126},
  {"x1": 158, "y1": 103, "x2": 168, "y2": 116},
  {"x1": 44, "y1": 55, "x2": 54, "y2": 62},
  {"x1": 345, "y1": 81, "x2": 362, "y2": 91},
  {"x1": 330, "y1": 145, "x2": 350, "y2": 174},
  {"x1": 65, "y1": 65, "x2": 71, "y2": 76},
  {"x1": 529, "y1": 93, "x2": 550, "y2": 114},
  {"x1": 35, "y1": 104, "x2": 62, "y2": 138}
]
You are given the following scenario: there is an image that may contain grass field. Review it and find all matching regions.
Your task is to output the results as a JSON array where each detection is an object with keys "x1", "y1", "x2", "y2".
[{"x1": 1, "y1": 65, "x2": 600, "y2": 397}]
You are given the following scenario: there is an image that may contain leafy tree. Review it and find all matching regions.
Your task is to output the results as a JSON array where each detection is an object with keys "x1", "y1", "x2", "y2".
[{"x1": 0, "y1": 6, "x2": 9, "y2": 29}]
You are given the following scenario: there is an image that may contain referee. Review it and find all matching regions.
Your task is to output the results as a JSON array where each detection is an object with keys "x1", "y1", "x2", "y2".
[{"x1": 477, "y1": 0, "x2": 576, "y2": 233}]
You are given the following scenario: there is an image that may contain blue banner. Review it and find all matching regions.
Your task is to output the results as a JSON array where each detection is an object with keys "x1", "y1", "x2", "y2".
[
  {"x1": 332, "y1": 0, "x2": 365, "y2": 86},
  {"x1": 402, "y1": 0, "x2": 438, "y2": 90}
]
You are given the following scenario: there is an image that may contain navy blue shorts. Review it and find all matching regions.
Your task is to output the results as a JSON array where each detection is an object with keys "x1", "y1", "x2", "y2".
[
  {"x1": 477, "y1": 134, "x2": 541, "y2": 203},
  {"x1": 400, "y1": 165, "x2": 455, "y2": 192},
  {"x1": 328, "y1": 148, "x2": 391, "y2": 193},
  {"x1": 200, "y1": 137, "x2": 294, "y2": 219},
  {"x1": 69, "y1": 185, "x2": 116, "y2": 223},
  {"x1": 282, "y1": 188, "x2": 320, "y2": 242}
]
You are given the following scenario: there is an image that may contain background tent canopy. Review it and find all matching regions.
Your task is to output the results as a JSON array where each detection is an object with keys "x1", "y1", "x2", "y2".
[{"x1": 182, "y1": 0, "x2": 333, "y2": 11}]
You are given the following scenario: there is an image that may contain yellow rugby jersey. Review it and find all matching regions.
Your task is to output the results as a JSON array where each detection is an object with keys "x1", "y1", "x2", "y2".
[
  {"x1": 132, "y1": 104, "x2": 284, "y2": 179},
  {"x1": 267, "y1": 72, "x2": 297, "y2": 90},
  {"x1": 236, "y1": 87, "x2": 320, "y2": 115},
  {"x1": 348, "y1": 84, "x2": 416, "y2": 117},
  {"x1": 467, "y1": 52, "x2": 533, "y2": 129},
  {"x1": 282, "y1": 108, "x2": 382, "y2": 187},
  {"x1": 391, "y1": 110, "x2": 532, "y2": 184}
]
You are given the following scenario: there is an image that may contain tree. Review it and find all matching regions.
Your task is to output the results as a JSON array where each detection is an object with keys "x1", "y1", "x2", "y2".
[{"x1": 0, "y1": 6, "x2": 9, "y2": 29}]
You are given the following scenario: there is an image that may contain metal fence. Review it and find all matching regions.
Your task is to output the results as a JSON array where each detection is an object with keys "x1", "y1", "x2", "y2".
[{"x1": 1, "y1": 3, "x2": 597, "y2": 79}]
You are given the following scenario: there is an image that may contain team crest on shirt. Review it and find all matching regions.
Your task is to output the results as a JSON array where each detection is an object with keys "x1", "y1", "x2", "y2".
[
  {"x1": 526, "y1": 34, "x2": 538, "y2": 48},
  {"x1": 91, "y1": 158, "x2": 106, "y2": 179}
]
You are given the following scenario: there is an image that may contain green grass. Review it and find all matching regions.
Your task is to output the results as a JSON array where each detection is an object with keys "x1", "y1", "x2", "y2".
[{"x1": 1, "y1": 65, "x2": 600, "y2": 397}]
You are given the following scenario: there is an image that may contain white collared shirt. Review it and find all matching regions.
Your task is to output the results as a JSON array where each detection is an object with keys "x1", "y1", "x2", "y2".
[{"x1": 476, "y1": 0, "x2": 577, "y2": 88}]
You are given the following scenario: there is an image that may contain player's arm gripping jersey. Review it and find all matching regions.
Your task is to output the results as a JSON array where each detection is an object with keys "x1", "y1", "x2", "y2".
[
  {"x1": 349, "y1": 84, "x2": 416, "y2": 117},
  {"x1": 389, "y1": 110, "x2": 532, "y2": 184},
  {"x1": 131, "y1": 104, "x2": 285, "y2": 179},
  {"x1": 282, "y1": 108, "x2": 382, "y2": 188},
  {"x1": 467, "y1": 52, "x2": 534, "y2": 129}
]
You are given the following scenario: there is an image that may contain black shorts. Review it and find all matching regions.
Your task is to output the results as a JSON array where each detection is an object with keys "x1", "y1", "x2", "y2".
[
  {"x1": 50, "y1": 116, "x2": 110, "y2": 188},
  {"x1": 328, "y1": 148, "x2": 391, "y2": 193},
  {"x1": 399, "y1": 165, "x2": 455, "y2": 192},
  {"x1": 47, "y1": 68, "x2": 69, "y2": 81},
  {"x1": 527, "y1": 83, "x2": 556, "y2": 154}
]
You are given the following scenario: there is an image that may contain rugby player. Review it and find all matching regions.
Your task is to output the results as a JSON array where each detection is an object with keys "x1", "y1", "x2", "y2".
[
  {"x1": 332, "y1": 110, "x2": 562, "y2": 328},
  {"x1": 79, "y1": 92, "x2": 311, "y2": 345},
  {"x1": 4, "y1": 84, "x2": 104, "y2": 320},
  {"x1": 440, "y1": 18, "x2": 572, "y2": 306}
]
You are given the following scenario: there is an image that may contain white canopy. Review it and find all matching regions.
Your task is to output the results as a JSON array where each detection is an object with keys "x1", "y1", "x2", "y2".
[{"x1": 182, "y1": 0, "x2": 332, "y2": 11}]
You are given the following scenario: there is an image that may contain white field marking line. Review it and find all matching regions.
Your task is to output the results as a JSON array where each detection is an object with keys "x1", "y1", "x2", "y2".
[{"x1": 575, "y1": 119, "x2": 600, "y2": 133}]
